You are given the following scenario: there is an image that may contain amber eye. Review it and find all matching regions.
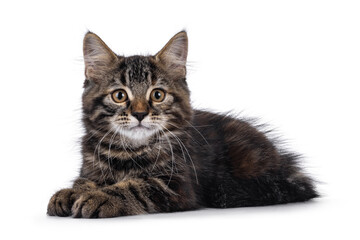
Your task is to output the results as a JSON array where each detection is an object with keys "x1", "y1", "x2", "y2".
[
  {"x1": 150, "y1": 89, "x2": 166, "y2": 102},
  {"x1": 111, "y1": 89, "x2": 128, "y2": 103}
]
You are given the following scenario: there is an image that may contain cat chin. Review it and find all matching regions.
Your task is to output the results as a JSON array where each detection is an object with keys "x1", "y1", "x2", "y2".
[{"x1": 117, "y1": 126, "x2": 157, "y2": 146}]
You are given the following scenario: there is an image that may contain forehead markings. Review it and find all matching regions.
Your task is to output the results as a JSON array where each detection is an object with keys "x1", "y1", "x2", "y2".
[
  {"x1": 124, "y1": 68, "x2": 131, "y2": 86},
  {"x1": 149, "y1": 71, "x2": 158, "y2": 85},
  {"x1": 120, "y1": 71, "x2": 127, "y2": 85},
  {"x1": 111, "y1": 57, "x2": 166, "y2": 100}
]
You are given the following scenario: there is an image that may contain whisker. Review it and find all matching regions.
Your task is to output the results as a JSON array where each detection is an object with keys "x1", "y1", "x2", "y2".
[
  {"x1": 159, "y1": 128, "x2": 175, "y2": 185},
  {"x1": 160, "y1": 124, "x2": 199, "y2": 184},
  {"x1": 151, "y1": 130, "x2": 162, "y2": 172},
  {"x1": 166, "y1": 122, "x2": 204, "y2": 147},
  {"x1": 84, "y1": 125, "x2": 108, "y2": 143},
  {"x1": 107, "y1": 126, "x2": 119, "y2": 181},
  {"x1": 184, "y1": 119, "x2": 210, "y2": 145},
  {"x1": 93, "y1": 127, "x2": 113, "y2": 182}
]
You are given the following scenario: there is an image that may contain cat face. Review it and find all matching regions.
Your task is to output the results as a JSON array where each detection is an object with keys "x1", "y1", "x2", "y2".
[{"x1": 82, "y1": 32, "x2": 192, "y2": 145}]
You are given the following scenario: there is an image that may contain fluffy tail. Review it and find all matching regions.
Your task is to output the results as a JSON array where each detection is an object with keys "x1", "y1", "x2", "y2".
[{"x1": 207, "y1": 153, "x2": 318, "y2": 208}]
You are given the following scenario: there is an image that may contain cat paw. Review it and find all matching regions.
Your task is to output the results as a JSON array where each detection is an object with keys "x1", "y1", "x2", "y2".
[
  {"x1": 71, "y1": 191, "x2": 121, "y2": 218},
  {"x1": 47, "y1": 188, "x2": 81, "y2": 217}
]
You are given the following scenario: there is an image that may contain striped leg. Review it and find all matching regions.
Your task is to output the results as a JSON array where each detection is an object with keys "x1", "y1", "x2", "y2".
[{"x1": 71, "y1": 177, "x2": 194, "y2": 218}]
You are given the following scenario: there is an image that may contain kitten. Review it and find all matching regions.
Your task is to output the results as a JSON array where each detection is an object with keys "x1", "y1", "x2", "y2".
[{"x1": 47, "y1": 31, "x2": 317, "y2": 218}]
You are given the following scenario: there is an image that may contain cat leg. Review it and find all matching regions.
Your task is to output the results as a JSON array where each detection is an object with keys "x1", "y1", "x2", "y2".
[{"x1": 71, "y1": 177, "x2": 196, "y2": 218}]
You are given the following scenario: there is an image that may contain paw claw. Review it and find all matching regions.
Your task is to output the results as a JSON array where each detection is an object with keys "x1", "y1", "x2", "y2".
[
  {"x1": 71, "y1": 191, "x2": 121, "y2": 218},
  {"x1": 47, "y1": 188, "x2": 81, "y2": 217}
]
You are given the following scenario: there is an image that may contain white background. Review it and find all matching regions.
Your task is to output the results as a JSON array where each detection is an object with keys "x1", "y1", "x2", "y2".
[{"x1": 0, "y1": 0, "x2": 359, "y2": 239}]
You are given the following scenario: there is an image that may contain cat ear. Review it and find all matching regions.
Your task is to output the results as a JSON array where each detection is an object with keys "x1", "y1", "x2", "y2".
[
  {"x1": 155, "y1": 31, "x2": 188, "y2": 77},
  {"x1": 83, "y1": 32, "x2": 118, "y2": 79}
]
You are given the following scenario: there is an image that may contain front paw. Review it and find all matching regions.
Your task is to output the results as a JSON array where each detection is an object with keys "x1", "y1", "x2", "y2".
[
  {"x1": 72, "y1": 191, "x2": 122, "y2": 218},
  {"x1": 47, "y1": 188, "x2": 82, "y2": 217}
]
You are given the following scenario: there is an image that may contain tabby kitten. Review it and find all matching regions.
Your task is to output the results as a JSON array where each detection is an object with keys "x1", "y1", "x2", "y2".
[{"x1": 47, "y1": 31, "x2": 317, "y2": 218}]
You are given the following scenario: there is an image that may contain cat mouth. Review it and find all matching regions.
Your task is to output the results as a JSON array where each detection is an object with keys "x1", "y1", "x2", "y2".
[{"x1": 129, "y1": 124, "x2": 151, "y2": 130}]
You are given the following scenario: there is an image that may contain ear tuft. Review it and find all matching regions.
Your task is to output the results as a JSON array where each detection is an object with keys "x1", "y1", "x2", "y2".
[
  {"x1": 155, "y1": 31, "x2": 188, "y2": 77},
  {"x1": 83, "y1": 32, "x2": 118, "y2": 79}
]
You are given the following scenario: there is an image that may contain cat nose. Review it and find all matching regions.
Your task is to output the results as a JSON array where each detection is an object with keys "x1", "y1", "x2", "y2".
[{"x1": 132, "y1": 111, "x2": 148, "y2": 122}]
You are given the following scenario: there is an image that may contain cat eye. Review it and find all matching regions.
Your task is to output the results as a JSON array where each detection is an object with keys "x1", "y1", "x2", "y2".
[
  {"x1": 150, "y1": 89, "x2": 166, "y2": 102},
  {"x1": 111, "y1": 89, "x2": 128, "y2": 103}
]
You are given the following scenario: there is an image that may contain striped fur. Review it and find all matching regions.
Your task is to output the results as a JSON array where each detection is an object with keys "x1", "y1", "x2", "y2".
[{"x1": 47, "y1": 31, "x2": 317, "y2": 218}]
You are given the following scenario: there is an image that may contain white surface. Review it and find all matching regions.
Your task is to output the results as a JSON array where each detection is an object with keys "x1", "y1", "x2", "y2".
[{"x1": 0, "y1": 0, "x2": 359, "y2": 239}]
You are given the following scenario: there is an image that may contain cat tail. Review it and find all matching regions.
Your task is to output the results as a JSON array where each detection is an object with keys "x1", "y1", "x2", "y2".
[
  {"x1": 207, "y1": 153, "x2": 318, "y2": 208},
  {"x1": 277, "y1": 152, "x2": 319, "y2": 203}
]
